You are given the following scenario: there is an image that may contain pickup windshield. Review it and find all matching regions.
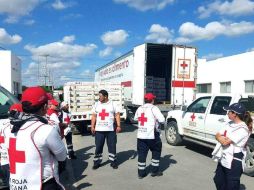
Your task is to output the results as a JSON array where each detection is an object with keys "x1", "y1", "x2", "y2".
[{"x1": 0, "y1": 86, "x2": 19, "y2": 119}]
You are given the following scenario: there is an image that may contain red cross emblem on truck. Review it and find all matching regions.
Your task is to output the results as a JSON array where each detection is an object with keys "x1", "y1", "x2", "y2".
[
  {"x1": 8, "y1": 138, "x2": 26, "y2": 174},
  {"x1": 190, "y1": 113, "x2": 196, "y2": 121},
  {"x1": 138, "y1": 113, "x2": 148, "y2": 126},
  {"x1": 180, "y1": 61, "x2": 188, "y2": 69},
  {"x1": 99, "y1": 109, "x2": 109, "y2": 120}
]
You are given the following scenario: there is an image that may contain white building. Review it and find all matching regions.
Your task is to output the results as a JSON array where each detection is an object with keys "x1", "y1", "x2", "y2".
[
  {"x1": 0, "y1": 50, "x2": 22, "y2": 95},
  {"x1": 197, "y1": 51, "x2": 254, "y2": 96}
]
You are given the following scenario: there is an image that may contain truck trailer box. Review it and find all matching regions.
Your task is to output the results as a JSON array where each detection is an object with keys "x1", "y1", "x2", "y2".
[
  {"x1": 63, "y1": 82, "x2": 126, "y2": 129},
  {"x1": 95, "y1": 43, "x2": 198, "y2": 108}
]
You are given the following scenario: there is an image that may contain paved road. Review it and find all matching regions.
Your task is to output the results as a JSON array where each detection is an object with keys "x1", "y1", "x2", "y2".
[{"x1": 60, "y1": 123, "x2": 254, "y2": 190}]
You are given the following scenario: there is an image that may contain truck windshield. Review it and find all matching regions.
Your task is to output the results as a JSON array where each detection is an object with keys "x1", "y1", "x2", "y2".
[{"x1": 0, "y1": 86, "x2": 19, "y2": 119}]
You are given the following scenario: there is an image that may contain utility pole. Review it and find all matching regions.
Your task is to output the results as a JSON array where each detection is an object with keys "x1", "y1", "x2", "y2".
[{"x1": 38, "y1": 54, "x2": 50, "y2": 87}]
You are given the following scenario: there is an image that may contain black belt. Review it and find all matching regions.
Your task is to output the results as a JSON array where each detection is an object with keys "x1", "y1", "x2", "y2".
[{"x1": 233, "y1": 152, "x2": 244, "y2": 162}]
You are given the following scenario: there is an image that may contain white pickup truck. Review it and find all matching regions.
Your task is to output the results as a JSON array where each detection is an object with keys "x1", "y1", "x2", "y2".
[{"x1": 164, "y1": 94, "x2": 254, "y2": 176}]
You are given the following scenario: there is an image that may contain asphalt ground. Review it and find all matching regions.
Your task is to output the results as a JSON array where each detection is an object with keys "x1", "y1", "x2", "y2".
[{"x1": 60, "y1": 123, "x2": 254, "y2": 190}]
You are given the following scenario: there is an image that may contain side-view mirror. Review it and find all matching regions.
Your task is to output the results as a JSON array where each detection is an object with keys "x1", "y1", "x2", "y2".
[{"x1": 181, "y1": 105, "x2": 187, "y2": 111}]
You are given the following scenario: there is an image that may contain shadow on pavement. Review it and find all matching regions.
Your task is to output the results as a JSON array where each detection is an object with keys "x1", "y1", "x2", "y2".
[
  {"x1": 60, "y1": 145, "x2": 95, "y2": 190},
  {"x1": 145, "y1": 154, "x2": 176, "y2": 174},
  {"x1": 76, "y1": 181, "x2": 93, "y2": 190},
  {"x1": 160, "y1": 154, "x2": 177, "y2": 172},
  {"x1": 117, "y1": 149, "x2": 137, "y2": 166},
  {"x1": 120, "y1": 123, "x2": 137, "y2": 133},
  {"x1": 183, "y1": 141, "x2": 213, "y2": 158}
]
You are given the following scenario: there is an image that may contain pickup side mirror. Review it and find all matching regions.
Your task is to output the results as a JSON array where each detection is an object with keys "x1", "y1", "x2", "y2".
[{"x1": 181, "y1": 105, "x2": 187, "y2": 111}]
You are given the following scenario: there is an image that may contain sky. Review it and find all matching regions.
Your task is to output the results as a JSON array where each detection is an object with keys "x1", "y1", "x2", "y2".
[{"x1": 0, "y1": 0, "x2": 254, "y2": 87}]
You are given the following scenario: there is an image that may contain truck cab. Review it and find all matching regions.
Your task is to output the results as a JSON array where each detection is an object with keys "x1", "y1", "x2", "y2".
[
  {"x1": 165, "y1": 94, "x2": 254, "y2": 176},
  {"x1": 0, "y1": 85, "x2": 19, "y2": 189}
]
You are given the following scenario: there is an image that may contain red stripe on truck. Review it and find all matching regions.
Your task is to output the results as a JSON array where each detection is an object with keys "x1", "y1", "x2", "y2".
[
  {"x1": 121, "y1": 81, "x2": 132, "y2": 87},
  {"x1": 172, "y1": 81, "x2": 195, "y2": 88}
]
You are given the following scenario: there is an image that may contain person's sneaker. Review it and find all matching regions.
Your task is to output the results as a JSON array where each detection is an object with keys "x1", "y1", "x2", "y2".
[
  {"x1": 151, "y1": 171, "x2": 163, "y2": 177},
  {"x1": 92, "y1": 164, "x2": 100, "y2": 170},
  {"x1": 138, "y1": 175, "x2": 145, "y2": 179},
  {"x1": 110, "y1": 162, "x2": 118, "y2": 169}
]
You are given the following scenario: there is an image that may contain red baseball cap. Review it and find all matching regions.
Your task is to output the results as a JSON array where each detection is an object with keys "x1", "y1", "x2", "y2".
[
  {"x1": 49, "y1": 99, "x2": 59, "y2": 106},
  {"x1": 144, "y1": 93, "x2": 156, "y2": 101},
  {"x1": 21, "y1": 86, "x2": 48, "y2": 106},
  {"x1": 9, "y1": 103, "x2": 23, "y2": 112},
  {"x1": 46, "y1": 93, "x2": 54, "y2": 100}
]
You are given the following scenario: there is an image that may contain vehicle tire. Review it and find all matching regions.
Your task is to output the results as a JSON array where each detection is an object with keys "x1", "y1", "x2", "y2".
[
  {"x1": 244, "y1": 137, "x2": 254, "y2": 176},
  {"x1": 165, "y1": 121, "x2": 182, "y2": 146}
]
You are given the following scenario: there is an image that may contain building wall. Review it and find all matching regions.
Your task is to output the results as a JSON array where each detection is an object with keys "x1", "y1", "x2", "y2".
[
  {"x1": 0, "y1": 50, "x2": 21, "y2": 95},
  {"x1": 11, "y1": 53, "x2": 22, "y2": 95},
  {"x1": 197, "y1": 51, "x2": 254, "y2": 95}
]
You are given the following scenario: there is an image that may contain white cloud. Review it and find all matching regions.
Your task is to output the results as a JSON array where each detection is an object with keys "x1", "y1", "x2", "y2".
[
  {"x1": 52, "y1": 0, "x2": 74, "y2": 10},
  {"x1": 0, "y1": 28, "x2": 22, "y2": 45},
  {"x1": 61, "y1": 35, "x2": 75, "y2": 43},
  {"x1": 24, "y1": 36, "x2": 97, "y2": 61},
  {"x1": 246, "y1": 47, "x2": 254, "y2": 52},
  {"x1": 80, "y1": 69, "x2": 94, "y2": 78},
  {"x1": 145, "y1": 24, "x2": 174, "y2": 43},
  {"x1": 101, "y1": 29, "x2": 129, "y2": 46},
  {"x1": 198, "y1": 0, "x2": 254, "y2": 18},
  {"x1": 175, "y1": 21, "x2": 254, "y2": 43},
  {"x1": 0, "y1": 0, "x2": 40, "y2": 23},
  {"x1": 23, "y1": 36, "x2": 97, "y2": 85},
  {"x1": 113, "y1": 0, "x2": 174, "y2": 11},
  {"x1": 24, "y1": 19, "x2": 35, "y2": 25},
  {"x1": 201, "y1": 53, "x2": 224, "y2": 61},
  {"x1": 99, "y1": 47, "x2": 113, "y2": 57}
]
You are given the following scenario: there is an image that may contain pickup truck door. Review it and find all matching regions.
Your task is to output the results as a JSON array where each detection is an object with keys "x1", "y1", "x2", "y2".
[
  {"x1": 204, "y1": 96, "x2": 232, "y2": 144},
  {"x1": 181, "y1": 96, "x2": 211, "y2": 140}
]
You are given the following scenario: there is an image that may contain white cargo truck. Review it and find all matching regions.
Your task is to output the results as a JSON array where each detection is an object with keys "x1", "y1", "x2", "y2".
[
  {"x1": 164, "y1": 94, "x2": 254, "y2": 176},
  {"x1": 95, "y1": 43, "x2": 198, "y2": 122},
  {"x1": 63, "y1": 82, "x2": 126, "y2": 133}
]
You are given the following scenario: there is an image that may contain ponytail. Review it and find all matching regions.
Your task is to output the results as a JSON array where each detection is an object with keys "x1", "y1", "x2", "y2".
[{"x1": 240, "y1": 111, "x2": 253, "y2": 132}]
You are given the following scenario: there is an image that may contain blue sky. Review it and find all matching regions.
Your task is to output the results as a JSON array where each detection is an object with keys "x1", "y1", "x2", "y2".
[{"x1": 0, "y1": 0, "x2": 254, "y2": 86}]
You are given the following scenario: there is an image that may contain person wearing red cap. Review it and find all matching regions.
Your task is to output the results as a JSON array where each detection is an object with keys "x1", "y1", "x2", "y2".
[
  {"x1": 58, "y1": 101, "x2": 77, "y2": 159},
  {"x1": 91, "y1": 89, "x2": 121, "y2": 170},
  {"x1": 134, "y1": 93, "x2": 165, "y2": 179},
  {"x1": 0, "y1": 103, "x2": 22, "y2": 189},
  {"x1": 3, "y1": 86, "x2": 67, "y2": 190},
  {"x1": 47, "y1": 99, "x2": 60, "y2": 124}
]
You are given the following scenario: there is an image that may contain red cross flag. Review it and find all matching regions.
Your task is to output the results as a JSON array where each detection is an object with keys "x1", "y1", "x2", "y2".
[{"x1": 177, "y1": 59, "x2": 191, "y2": 79}]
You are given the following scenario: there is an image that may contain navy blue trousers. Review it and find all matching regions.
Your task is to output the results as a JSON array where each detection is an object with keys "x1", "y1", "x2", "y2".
[
  {"x1": 213, "y1": 152, "x2": 243, "y2": 190},
  {"x1": 94, "y1": 131, "x2": 117, "y2": 165},
  {"x1": 65, "y1": 132, "x2": 74, "y2": 156},
  {"x1": 137, "y1": 132, "x2": 162, "y2": 177}
]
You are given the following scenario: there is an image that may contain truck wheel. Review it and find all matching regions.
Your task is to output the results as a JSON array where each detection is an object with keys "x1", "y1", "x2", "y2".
[
  {"x1": 244, "y1": 137, "x2": 254, "y2": 176},
  {"x1": 165, "y1": 121, "x2": 182, "y2": 146}
]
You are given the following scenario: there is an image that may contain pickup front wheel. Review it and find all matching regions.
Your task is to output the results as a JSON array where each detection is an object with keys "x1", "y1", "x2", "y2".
[
  {"x1": 165, "y1": 121, "x2": 182, "y2": 146},
  {"x1": 244, "y1": 137, "x2": 254, "y2": 176}
]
